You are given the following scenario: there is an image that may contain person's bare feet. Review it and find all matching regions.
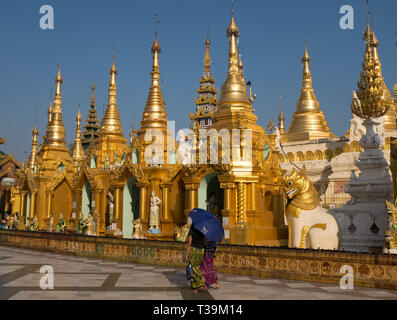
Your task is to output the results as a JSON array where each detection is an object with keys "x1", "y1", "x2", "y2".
[
  {"x1": 215, "y1": 280, "x2": 220, "y2": 289},
  {"x1": 193, "y1": 286, "x2": 207, "y2": 293}
]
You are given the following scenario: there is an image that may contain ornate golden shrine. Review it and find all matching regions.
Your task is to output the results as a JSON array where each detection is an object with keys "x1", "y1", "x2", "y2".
[{"x1": 12, "y1": 9, "x2": 288, "y2": 246}]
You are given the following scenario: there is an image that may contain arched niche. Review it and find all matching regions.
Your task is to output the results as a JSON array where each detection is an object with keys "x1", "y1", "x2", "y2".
[
  {"x1": 122, "y1": 176, "x2": 140, "y2": 239},
  {"x1": 82, "y1": 181, "x2": 92, "y2": 219},
  {"x1": 198, "y1": 172, "x2": 224, "y2": 214},
  {"x1": 52, "y1": 179, "x2": 72, "y2": 223}
]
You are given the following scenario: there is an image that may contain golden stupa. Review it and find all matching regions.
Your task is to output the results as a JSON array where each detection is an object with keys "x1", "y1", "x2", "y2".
[{"x1": 286, "y1": 41, "x2": 335, "y2": 142}]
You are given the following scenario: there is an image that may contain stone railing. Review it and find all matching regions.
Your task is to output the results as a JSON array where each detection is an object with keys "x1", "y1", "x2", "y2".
[{"x1": 0, "y1": 230, "x2": 396, "y2": 290}]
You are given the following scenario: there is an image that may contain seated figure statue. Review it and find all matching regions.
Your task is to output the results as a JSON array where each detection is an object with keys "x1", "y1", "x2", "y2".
[{"x1": 132, "y1": 218, "x2": 147, "y2": 239}]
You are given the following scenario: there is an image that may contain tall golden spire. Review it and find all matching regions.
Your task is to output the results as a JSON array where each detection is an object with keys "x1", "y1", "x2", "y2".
[
  {"x1": 393, "y1": 83, "x2": 397, "y2": 105},
  {"x1": 45, "y1": 96, "x2": 53, "y2": 141},
  {"x1": 278, "y1": 96, "x2": 285, "y2": 136},
  {"x1": 351, "y1": 15, "x2": 393, "y2": 120},
  {"x1": 190, "y1": 33, "x2": 218, "y2": 129},
  {"x1": 140, "y1": 15, "x2": 167, "y2": 132},
  {"x1": 286, "y1": 40, "x2": 334, "y2": 142},
  {"x1": 204, "y1": 34, "x2": 211, "y2": 72},
  {"x1": 45, "y1": 64, "x2": 67, "y2": 147},
  {"x1": 91, "y1": 81, "x2": 96, "y2": 107},
  {"x1": 98, "y1": 54, "x2": 125, "y2": 139},
  {"x1": 28, "y1": 125, "x2": 39, "y2": 171},
  {"x1": 370, "y1": 30, "x2": 397, "y2": 130},
  {"x1": 72, "y1": 109, "x2": 85, "y2": 163},
  {"x1": 218, "y1": 6, "x2": 250, "y2": 106}
]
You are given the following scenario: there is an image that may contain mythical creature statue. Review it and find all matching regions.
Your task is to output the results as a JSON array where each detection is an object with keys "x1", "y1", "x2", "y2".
[
  {"x1": 30, "y1": 216, "x2": 39, "y2": 232},
  {"x1": 174, "y1": 224, "x2": 191, "y2": 242},
  {"x1": 56, "y1": 213, "x2": 67, "y2": 233},
  {"x1": 86, "y1": 211, "x2": 99, "y2": 236},
  {"x1": 12, "y1": 213, "x2": 20, "y2": 230},
  {"x1": 5, "y1": 214, "x2": 14, "y2": 230},
  {"x1": 75, "y1": 217, "x2": 88, "y2": 234},
  {"x1": 148, "y1": 191, "x2": 161, "y2": 234},
  {"x1": 284, "y1": 166, "x2": 339, "y2": 250},
  {"x1": 384, "y1": 200, "x2": 397, "y2": 254},
  {"x1": 132, "y1": 218, "x2": 146, "y2": 239}
]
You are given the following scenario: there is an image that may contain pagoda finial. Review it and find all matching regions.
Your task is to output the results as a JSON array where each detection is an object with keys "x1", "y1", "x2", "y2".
[
  {"x1": 363, "y1": 0, "x2": 372, "y2": 41},
  {"x1": 351, "y1": 12, "x2": 394, "y2": 122},
  {"x1": 227, "y1": 0, "x2": 239, "y2": 37},
  {"x1": 219, "y1": 3, "x2": 250, "y2": 105},
  {"x1": 72, "y1": 108, "x2": 84, "y2": 163},
  {"x1": 278, "y1": 95, "x2": 285, "y2": 136},
  {"x1": 191, "y1": 33, "x2": 219, "y2": 129},
  {"x1": 99, "y1": 53, "x2": 124, "y2": 138},
  {"x1": 91, "y1": 81, "x2": 96, "y2": 107},
  {"x1": 204, "y1": 30, "x2": 212, "y2": 71},
  {"x1": 29, "y1": 123, "x2": 39, "y2": 171},
  {"x1": 301, "y1": 39, "x2": 313, "y2": 92},
  {"x1": 154, "y1": 13, "x2": 160, "y2": 39},
  {"x1": 55, "y1": 63, "x2": 63, "y2": 99},
  {"x1": 45, "y1": 64, "x2": 66, "y2": 147},
  {"x1": 110, "y1": 48, "x2": 117, "y2": 86},
  {"x1": 82, "y1": 83, "x2": 100, "y2": 149},
  {"x1": 140, "y1": 15, "x2": 167, "y2": 132}
]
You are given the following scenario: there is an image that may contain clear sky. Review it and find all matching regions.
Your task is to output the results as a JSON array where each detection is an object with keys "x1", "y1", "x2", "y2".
[{"x1": 0, "y1": 0, "x2": 396, "y2": 162}]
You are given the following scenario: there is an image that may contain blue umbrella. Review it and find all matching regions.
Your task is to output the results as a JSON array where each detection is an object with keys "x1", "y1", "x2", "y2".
[{"x1": 189, "y1": 208, "x2": 224, "y2": 243}]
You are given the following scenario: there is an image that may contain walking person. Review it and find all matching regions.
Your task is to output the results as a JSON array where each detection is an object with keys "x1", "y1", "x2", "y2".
[
  {"x1": 200, "y1": 240, "x2": 220, "y2": 288},
  {"x1": 186, "y1": 224, "x2": 207, "y2": 292}
]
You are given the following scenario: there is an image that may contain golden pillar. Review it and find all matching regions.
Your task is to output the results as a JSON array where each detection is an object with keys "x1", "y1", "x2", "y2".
[
  {"x1": 160, "y1": 182, "x2": 173, "y2": 234},
  {"x1": 160, "y1": 183, "x2": 172, "y2": 221},
  {"x1": 184, "y1": 183, "x2": 199, "y2": 221},
  {"x1": 136, "y1": 181, "x2": 149, "y2": 230},
  {"x1": 100, "y1": 189, "x2": 107, "y2": 234},
  {"x1": 220, "y1": 181, "x2": 236, "y2": 244},
  {"x1": 4, "y1": 190, "x2": 9, "y2": 212},
  {"x1": 20, "y1": 191, "x2": 27, "y2": 229},
  {"x1": 113, "y1": 187, "x2": 121, "y2": 223},
  {"x1": 46, "y1": 192, "x2": 52, "y2": 219},
  {"x1": 29, "y1": 192, "x2": 36, "y2": 220},
  {"x1": 251, "y1": 182, "x2": 257, "y2": 211},
  {"x1": 236, "y1": 182, "x2": 247, "y2": 245}
]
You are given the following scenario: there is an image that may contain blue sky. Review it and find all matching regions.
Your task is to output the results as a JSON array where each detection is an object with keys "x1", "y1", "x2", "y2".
[{"x1": 0, "y1": 0, "x2": 396, "y2": 161}]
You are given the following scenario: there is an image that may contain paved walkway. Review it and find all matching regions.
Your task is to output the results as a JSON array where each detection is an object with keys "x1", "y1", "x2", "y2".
[{"x1": 0, "y1": 245, "x2": 396, "y2": 300}]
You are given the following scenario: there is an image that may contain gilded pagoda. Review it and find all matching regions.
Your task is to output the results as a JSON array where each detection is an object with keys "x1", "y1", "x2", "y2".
[{"x1": 11, "y1": 9, "x2": 287, "y2": 246}]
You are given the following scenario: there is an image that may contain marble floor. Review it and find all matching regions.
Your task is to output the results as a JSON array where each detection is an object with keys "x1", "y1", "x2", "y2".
[{"x1": 0, "y1": 245, "x2": 396, "y2": 300}]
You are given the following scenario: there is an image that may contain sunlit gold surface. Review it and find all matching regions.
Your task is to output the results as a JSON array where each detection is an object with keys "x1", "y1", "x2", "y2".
[
  {"x1": 218, "y1": 9, "x2": 250, "y2": 107},
  {"x1": 72, "y1": 110, "x2": 85, "y2": 165},
  {"x1": 44, "y1": 65, "x2": 67, "y2": 148},
  {"x1": 28, "y1": 125, "x2": 38, "y2": 171},
  {"x1": 278, "y1": 108, "x2": 285, "y2": 136},
  {"x1": 286, "y1": 42, "x2": 334, "y2": 142},
  {"x1": 371, "y1": 31, "x2": 396, "y2": 128},
  {"x1": 98, "y1": 56, "x2": 125, "y2": 139},
  {"x1": 284, "y1": 167, "x2": 320, "y2": 218},
  {"x1": 13, "y1": 8, "x2": 290, "y2": 246},
  {"x1": 139, "y1": 34, "x2": 167, "y2": 133},
  {"x1": 351, "y1": 24, "x2": 392, "y2": 120}
]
